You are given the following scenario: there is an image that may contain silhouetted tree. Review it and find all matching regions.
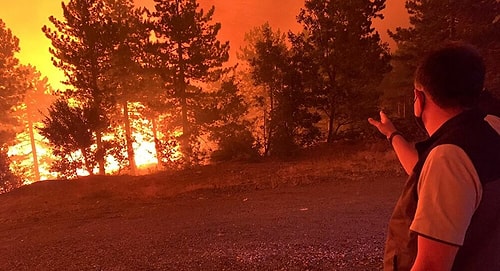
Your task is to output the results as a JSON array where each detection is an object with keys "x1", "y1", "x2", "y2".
[
  {"x1": 39, "y1": 99, "x2": 99, "y2": 178},
  {"x1": 205, "y1": 79, "x2": 259, "y2": 161},
  {"x1": 390, "y1": 0, "x2": 500, "y2": 95},
  {"x1": 0, "y1": 19, "x2": 23, "y2": 192},
  {"x1": 243, "y1": 24, "x2": 287, "y2": 155},
  {"x1": 43, "y1": 0, "x2": 141, "y2": 175},
  {"x1": 147, "y1": 0, "x2": 230, "y2": 165},
  {"x1": 11, "y1": 65, "x2": 54, "y2": 183},
  {"x1": 297, "y1": 0, "x2": 391, "y2": 142},
  {"x1": 242, "y1": 24, "x2": 321, "y2": 156},
  {"x1": 0, "y1": 149, "x2": 20, "y2": 193},
  {"x1": 101, "y1": 3, "x2": 158, "y2": 175}
]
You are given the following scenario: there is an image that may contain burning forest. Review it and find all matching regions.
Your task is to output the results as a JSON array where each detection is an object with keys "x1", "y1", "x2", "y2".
[{"x1": 0, "y1": 0, "x2": 498, "y2": 194}]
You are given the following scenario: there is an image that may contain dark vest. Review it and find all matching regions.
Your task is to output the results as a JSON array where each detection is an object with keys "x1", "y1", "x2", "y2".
[{"x1": 383, "y1": 109, "x2": 500, "y2": 271}]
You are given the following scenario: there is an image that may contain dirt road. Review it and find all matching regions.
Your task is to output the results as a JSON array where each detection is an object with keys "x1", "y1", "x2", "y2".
[{"x1": 0, "y1": 174, "x2": 403, "y2": 271}]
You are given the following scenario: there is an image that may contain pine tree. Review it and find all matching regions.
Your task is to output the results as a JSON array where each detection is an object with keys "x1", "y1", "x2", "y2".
[
  {"x1": 390, "y1": 0, "x2": 500, "y2": 94},
  {"x1": 102, "y1": 4, "x2": 158, "y2": 175},
  {"x1": 147, "y1": 0, "x2": 230, "y2": 165},
  {"x1": 43, "y1": 0, "x2": 145, "y2": 174},
  {"x1": 11, "y1": 65, "x2": 54, "y2": 183},
  {"x1": 245, "y1": 24, "x2": 288, "y2": 155},
  {"x1": 0, "y1": 19, "x2": 24, "y2": 132},
  {"x1": 39, "y1": 99, "x2": 96, "y2": 178},
  {"x1": 242, "y1": 24, "x2": 321, "y2": 156},
  {"x1": 297, "y1": 0, "x2": 391, "y2": 142},
  {"x1": 0, "y1": 19, "x2": 23, "y2": 192},
  {"x1": 206, "y1": 78, "x2": 258, "y2": 161}
]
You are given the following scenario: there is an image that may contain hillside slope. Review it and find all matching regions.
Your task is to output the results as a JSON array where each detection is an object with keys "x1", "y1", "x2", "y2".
[{"x1": 0, "y1": 143, "x2": 405, "y2": 270}]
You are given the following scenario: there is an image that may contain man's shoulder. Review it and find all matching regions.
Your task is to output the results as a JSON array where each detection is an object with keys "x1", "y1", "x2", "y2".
[
  {"x1": 426, "y1": 145, "x2": 475, "y2": 169},
  {"x1": 431, "y1": 114, "x2": 500, "y2": 184},
  {"x1": 440, "y1": 113, "x2": 500, "y2": 146}
]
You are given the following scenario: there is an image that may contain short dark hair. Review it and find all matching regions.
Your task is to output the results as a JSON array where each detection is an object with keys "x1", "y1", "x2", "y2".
[{"x1": 415, "y1": 43, "x2": 485, "y2": 109}]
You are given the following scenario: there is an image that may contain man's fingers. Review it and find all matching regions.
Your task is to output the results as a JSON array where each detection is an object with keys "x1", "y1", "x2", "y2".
[
  {"x1": 379, "y1": 111, "x2": 388, "y2": 123},
  {"x1": 368, "y1": 118, "x2": 380, "y2": 127},
  {"x1": 370, "y1": 111, "x2": 397, "y2": 137}
]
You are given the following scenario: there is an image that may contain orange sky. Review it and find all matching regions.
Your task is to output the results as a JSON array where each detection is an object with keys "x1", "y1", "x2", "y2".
[{"x1": 0, "y1": 0, "x2": 408, "y2": 91}]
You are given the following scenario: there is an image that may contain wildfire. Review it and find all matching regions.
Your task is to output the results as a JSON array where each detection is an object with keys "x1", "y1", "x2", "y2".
[
  {"x1": 8, "y1": 118, "x2": 182, "y2": 183},
  {"x1": 102, "y1": 130, "x2": 165, "y2": 175},
  {"x1": 8, "y1": 135, "x2": 57, "y2": 182}
]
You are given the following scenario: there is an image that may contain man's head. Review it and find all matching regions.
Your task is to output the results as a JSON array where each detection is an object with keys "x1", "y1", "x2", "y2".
[{"x1": 415, "y1": 43, "x2": 485, "y2": 109}]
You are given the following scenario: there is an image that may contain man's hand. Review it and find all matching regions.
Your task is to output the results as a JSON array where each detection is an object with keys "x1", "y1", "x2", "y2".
[
  {"x1": 368, "y1": 110, "x2": 417, "y2": 175},
  {"x1": 368, "y1": 111, "x2": 397, "y2": 138}
]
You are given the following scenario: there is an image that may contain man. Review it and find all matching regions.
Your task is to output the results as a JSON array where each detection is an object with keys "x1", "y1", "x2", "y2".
[{"x1": 368, "y1": 43, "x2": 500, "y2": 271}]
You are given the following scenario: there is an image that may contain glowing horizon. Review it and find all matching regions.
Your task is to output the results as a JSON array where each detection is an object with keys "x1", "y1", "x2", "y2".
[{"x1": 0, "y1": 0, "x2": 408, "y2": 92}]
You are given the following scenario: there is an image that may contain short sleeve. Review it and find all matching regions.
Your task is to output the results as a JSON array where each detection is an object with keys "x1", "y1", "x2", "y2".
[
  {"x1": 410, "y1": 144, "x2": 482, "y2": 246},
  {"x1": 485, "y1": 114, "x2": 500, "y2": 135}
]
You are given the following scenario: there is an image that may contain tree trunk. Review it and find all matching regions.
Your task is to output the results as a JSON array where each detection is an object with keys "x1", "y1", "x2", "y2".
[
  {"x1": 265, "y1": 87, "x2": 274, "y2": 156},
  {"x1": 326, "y1": 68, "x2": 337, "y2": 144},
  {"x1": 177, "y1": 37, "x2": 192, "y2": 165},
  {"x1": 82, "y1": 149, "x2": 94, "y2": 176},
  {"x1": 327, "y1": 109, "x2": 335, "y2": 143},
  {"x1": 403, "y1": 99, "x2": 407, "y2": 119},
  {"x1": 27, "y1": 118, "x2": 40, "y2": 182},
  {"x1": 263, "y1": 108, "x2": 269, "y2": 156},
  {"x1": 123, "y1": 101, "x2": 137, "y2": 175},
  {"x1": 180, "y1": 90, "x2": 191, "y2": 163},
  {"x1": 151, "y1": 116, "x2": 163, "y2": 170},
  {"x1": 89, "y1": 37, "x2": 105, "y2": 175},
  {"x1": 96, "y1": 131, "x2": 105, "y2": 175}
]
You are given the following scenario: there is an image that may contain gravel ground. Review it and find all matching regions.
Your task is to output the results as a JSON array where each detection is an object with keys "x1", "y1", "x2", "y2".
[{"x1": 0, "y1": 173, "x2": 403, "y2": 271}]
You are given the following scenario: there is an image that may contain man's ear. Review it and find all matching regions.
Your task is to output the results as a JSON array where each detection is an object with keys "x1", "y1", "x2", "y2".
[{"x1": 415, "y1": 90, "x2": 426, "y2": 104}]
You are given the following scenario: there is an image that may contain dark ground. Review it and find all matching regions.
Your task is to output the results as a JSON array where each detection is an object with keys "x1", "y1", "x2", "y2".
[{"x1": 0, "y1": 143, "x2": 405, "y2": 270}]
